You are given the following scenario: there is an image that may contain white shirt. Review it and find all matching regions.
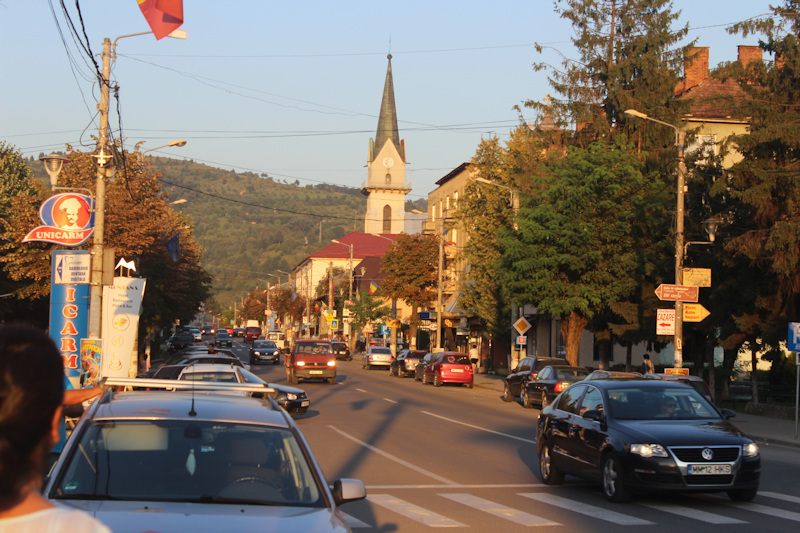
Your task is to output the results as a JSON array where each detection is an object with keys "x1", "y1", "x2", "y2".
[{"x1": 0, "y1": 508, "x2": 110, "y2": 533}]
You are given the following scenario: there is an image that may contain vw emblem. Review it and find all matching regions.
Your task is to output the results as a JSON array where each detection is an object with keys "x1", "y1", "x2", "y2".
[{"x1": 701, "y1": 448, "x2": 714, "y2": 461}]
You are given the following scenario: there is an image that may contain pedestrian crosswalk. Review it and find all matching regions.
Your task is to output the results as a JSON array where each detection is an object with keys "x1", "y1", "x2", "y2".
[{"x1": 341, "y1": 489, "x2": 800, "y2": 529}]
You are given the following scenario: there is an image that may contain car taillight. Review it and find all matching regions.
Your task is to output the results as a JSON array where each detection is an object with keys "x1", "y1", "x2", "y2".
[
  {"x1": 530, "y1": 371, "x2": 538, "y2": 378},
  {"x1": 554, "y1": 381, "x2": 570, "y2": 392}
]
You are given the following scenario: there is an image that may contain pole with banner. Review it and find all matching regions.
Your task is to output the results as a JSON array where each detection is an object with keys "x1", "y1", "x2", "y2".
[
  {"x1": 788, "y1": 322, "x2": 800, "y2": 440},
  {"x1": 102, "y1": 277, "x2": 146, "y2": 379}
]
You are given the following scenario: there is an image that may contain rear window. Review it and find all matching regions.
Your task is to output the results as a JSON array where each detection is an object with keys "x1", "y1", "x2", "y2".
[
  {"x1": 440, "y1": 354, "x2": 470, "y2": 365},
  {"x1": 370, "y1": 347, "x2": 391, "y2": 354},
  {"x1": 246, "y1": 327, "x2": 260, "y2": 333}
]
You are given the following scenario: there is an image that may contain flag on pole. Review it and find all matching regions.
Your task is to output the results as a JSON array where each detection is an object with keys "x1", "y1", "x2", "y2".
[
  {"x1": 137, "y1": 0, "x2": 184, "y2": 40},
  {"x1": 165, "y1": 234, "x2": 180, "y2": 262},
  {"x1": 369, "y1": 280, "x2": 379, "y2": 295}
]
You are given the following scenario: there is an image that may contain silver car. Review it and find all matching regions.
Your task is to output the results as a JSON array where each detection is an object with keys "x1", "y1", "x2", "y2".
[
  {"x1": 45, "y1": 379, "x2": 365, "y2": 532},
  {"x1": 362, "y1": 346, "x2": 393, "y2": 369}
]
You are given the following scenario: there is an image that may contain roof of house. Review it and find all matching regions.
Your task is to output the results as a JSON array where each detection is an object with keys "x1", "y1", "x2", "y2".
[
  {"x1": 306, "y1": 232, "x2": 399, "y2": 262},
  {"x1": 676, "y1": 77, "x2": 750, "y2": 120}
]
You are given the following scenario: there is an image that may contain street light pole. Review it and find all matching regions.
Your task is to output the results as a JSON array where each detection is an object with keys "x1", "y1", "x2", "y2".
[{"x1": 624, "y1": 109, "x2": 686, "y2": 368}]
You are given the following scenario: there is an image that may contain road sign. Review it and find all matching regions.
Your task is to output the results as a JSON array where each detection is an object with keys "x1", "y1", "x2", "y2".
[
  {"x1": 513, "y1": 316, "x2": 532, "y2": 335},
  {"x1": 683, "y1": 268, "x2": 711, "y2": 287},
  {"x1": 788, "y1": 322, "x2": 800, "y2": 352},
  {"x1": 330, "y1": 319, "x2": 338, "y2": 329},
  {"x1": 387, "y1": 319, "x2": 401, "y2": 329},
  {"x1": 665, "y1": 367, "x2": 689, "y2": 375},
  {"x1": 654, "y1": 284, "x2": 699, "y2": 302},
  {"x1": 683, "y1": 303, "x2": 710, "y2": 322},
  {"x1": 656, "y1": 309, "x2": 675, "y2": 336},
  {"x1": 516, "y1": 336, "x2": 527, "y2": 345},
  {"x1": 363, "y1": 323, "x2": 373, "y2": 334}
]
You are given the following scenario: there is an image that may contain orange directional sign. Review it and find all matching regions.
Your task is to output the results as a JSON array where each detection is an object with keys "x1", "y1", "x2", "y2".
[
  {"x1": 683, "y1": 303, "x2": 710, "y2": 322},
  {"x1": 654, "y1": 284, "x2": 699, "y2": 302}
]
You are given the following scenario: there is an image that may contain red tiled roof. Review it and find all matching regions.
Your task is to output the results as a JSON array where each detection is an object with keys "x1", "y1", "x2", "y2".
[
  {"x1": 676, "y1": 77, "x2": 750, "y2": 119},
  {"x1": 309, "y1": 231, "x2": 399, "y2": 260}
]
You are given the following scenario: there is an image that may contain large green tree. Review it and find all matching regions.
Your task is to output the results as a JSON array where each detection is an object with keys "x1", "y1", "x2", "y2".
[{"x1": 500, "y1": 137, "x2": 663, "y2": 365}]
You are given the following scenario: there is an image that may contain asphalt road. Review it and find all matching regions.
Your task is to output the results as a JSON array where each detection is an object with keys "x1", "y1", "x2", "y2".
[{"x1": 232, "y1": 340, "x2": 800, "y2": 532}]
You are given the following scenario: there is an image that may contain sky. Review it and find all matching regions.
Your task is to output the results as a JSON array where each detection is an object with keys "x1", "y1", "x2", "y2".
[{"x1": 0, "y1": 1, "x2": 778, "y2": 203}]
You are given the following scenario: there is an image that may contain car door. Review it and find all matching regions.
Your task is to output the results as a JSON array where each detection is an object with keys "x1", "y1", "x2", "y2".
[
  {"x1": 529, "y1": 366, "x2": 553, "y2": 397},
  {"x1": 508, "y1": 357, "x2": 533, "y2": 396},
  {"x1": 569, "y1": 385, "x2": 608, "y2": 477},
  {"x1": 548, "y1": 384, "x2": 587, "y2": 471}
]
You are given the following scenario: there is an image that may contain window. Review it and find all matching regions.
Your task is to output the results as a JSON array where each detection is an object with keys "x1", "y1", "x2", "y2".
[
  {"x1": 382, "y1": 205, "x2": 392, "y2": 233},
  {"x1": 580, "y1": 387, "x2": 603, "y2": 415},
  {"x1": 385, "y1": 173, "x2": 391, "y2": 184},
  {"x1": 557, "y1": 385, "x2": 586, "y2": 415}
]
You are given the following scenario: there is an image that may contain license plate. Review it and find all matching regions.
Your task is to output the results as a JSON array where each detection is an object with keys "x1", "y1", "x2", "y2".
[
  {"x1": 688, "y1": 464, "x2": 731, "y2": 475},
  {"x1": 451, "y1": 368, "x2": 463, "y2": 373},
  {"x1": 310, "y1": 370, "x2": 323, "y2": 374},
  {"x1": 301, "y1": 401, "x2": 310, "y2": 406}
]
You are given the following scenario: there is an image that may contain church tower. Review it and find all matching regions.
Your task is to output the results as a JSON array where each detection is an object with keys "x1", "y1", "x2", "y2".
[{"x1": 362, "y1": 54, "x2": 410, "y2": 234}]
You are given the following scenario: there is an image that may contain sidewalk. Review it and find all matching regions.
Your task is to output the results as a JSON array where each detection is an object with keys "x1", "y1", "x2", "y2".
[{"x1": 471, "y1": 372, "x2": 800, "y2": 449}]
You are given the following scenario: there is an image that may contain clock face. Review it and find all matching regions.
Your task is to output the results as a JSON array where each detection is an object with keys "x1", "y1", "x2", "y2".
[{"x1": 382, "y1": 157, "x2": 395, "y2": 168}]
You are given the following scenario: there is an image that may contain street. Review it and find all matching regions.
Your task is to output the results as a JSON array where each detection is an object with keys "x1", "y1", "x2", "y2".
[{"x1": 229, "y1": 341, "x2": 800, "y2": 532}]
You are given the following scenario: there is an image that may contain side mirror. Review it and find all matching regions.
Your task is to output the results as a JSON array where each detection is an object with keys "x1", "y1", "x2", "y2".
[
  {"x1": 720, "y1": 408, "x2": 736, "y2": 419},
  {"x1": 332, "y1": 478, "x2": 367, "y2": 505},
  {"x1": 581, "y1": 409, "x2": 604, "y2": 422}
]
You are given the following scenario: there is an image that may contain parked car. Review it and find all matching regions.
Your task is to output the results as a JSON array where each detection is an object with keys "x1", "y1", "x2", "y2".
[
  {"x1": 175, "y1": 352, "x2": 250, "y2": 371},
  {"x1": 536, "y1": 379, "x2": 760, "y2": 502},
  {"x1": 585, "y1": 369, "x2": 643, "y2": 380},
  {"x1": 422, "y1": 352, "x2": 474, "y2": 388},
  {"x1": 286, "y1": 339, "x2": 337, "y2": 384},
  {"x1": 44, "y1": 378, "x2": 360, "y2": 531},
  {"x1": 521, "y1": 365, "x2": 589, "y2": 409},
  {"x1": 645, "y1": 373, "x2": 714, "y2": 403},
  {"x1": 250, "y1": 339, "x2": 281, "y2": 365},
  {"x1": 390, "y1": 349, "x2": 427, "y2": 377},
  {"x1": 166, "y1": 331, "x2": 195, "y2": 352},
  {"x1": 188, "y1": 327, "x2": 202, "y2": 342},
  {"x1": 502, "y1": 356, "x2": 565, "y2": 402},
  {"x1": 362, "y1": 346, "x2": 393, "y2": 370},
  {"x1": 332, "y1": 341, "x2": 351, "y2": 361},
  {"x1": 245, "y1": 326, "x2": 262, "y2": 342},
  {"x1": 414, "y1": 352, "x2": 437, "y2": 382},
  {"x1": 215, "y1": 330, "x2": 233, "y2": 347}
]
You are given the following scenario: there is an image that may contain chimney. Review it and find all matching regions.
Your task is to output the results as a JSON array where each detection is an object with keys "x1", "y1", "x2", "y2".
[
  {"x1": 738, "y1": 45, "x2": 762, "y2": 69},
  {"x1": 684, "y1": 47, "x2": 709, "y2": 91}
]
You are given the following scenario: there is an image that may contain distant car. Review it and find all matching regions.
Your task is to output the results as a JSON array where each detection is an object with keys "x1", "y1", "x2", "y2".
[
  {"x1": 585, "y1": 369, "x2": 643, "y2": 380},
  {"x1": 167, "y1": 331, "x2": 194, "y2": 352},
  {"x1": 331, "y1": 341, "x2": 351, "y2": 361},
  {"x1": 390, "y1": 349, "x2": 427, "y2": 378},
  {"x1": 224, "y1": 325, "x2": 234, "y2": 335},
  {"x1": 234, "y1": 327, "x2": 246, "y2": 338},
  {"x1": 422, "y1": 351, "x2": 473, "y2": 388},
  {"x1": 645, "y1": 373, "x2": 714, "y2": 403},
  {"x1": 44, "y1": 378, "x2": 359, "y2": 532},
  {"x1": 215, "y1": 330, "x2": 233, "y2": 347},
  {"x1": 250, "y1": 340, "x2": 281, "y2": 365},
  {"x1": 286, "y1": 339, "x2": 337, "y2": 384},
  {"x1": 175, "y1": 353, "x2": 250, "y2": 371},
  {"x1": 502, "y1": 356, "x2": 565, "y2": 403},
  {"x1": 188, "y1": 327, "x2": 202, "y2": 342},
  {"x1": 521, "y1": 365, "x2": 589, "y2": 409},
  {"x1": 362, "y1": 346, "x2": 393, "y2": 370},
  {"x1": 245, "y1": 326, "x2": 262, "y2": 342},
  {"x1": 201, "y1": 325, "x2": 215, "y2": 335},
  {"x1": 536, "y1": 379, "x2": 760, "y2": 502},
  {"x1": 414, "y1": 352, "x2": 437, "y2": 382}
]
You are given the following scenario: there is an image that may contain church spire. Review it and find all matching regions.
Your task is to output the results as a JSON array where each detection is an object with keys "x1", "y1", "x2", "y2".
[{"x1": 374, "y1": 54, "x2": 404, "y2": 161}]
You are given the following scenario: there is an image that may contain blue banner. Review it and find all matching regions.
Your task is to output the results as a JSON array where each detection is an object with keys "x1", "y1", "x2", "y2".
[{"x1": 50, "y1": 251, "x2": 90, "y2": 388}]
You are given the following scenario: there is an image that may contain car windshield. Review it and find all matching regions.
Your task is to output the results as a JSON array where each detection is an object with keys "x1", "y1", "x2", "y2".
[
  {"x1": 606, "y1": 386, "x2": 721, "y2": 420},
  {"x1": 554, "y1": 368, "x2": 589, "y2": 379},
  {"x1": 51, "y1": 421, "x2": 323, "y2": 506},
  {"x1": 216, "y1": 332, "x2": 230, "y2": 338},
  {"x1": 296, "y1": 342, "x2": 331, "y2": 353},
  {"x1": 254, "y1": 341, "x2": 277, "y2": 349}
]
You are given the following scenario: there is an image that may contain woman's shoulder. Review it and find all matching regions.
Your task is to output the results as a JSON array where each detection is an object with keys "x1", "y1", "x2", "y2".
[{"x1": 0, "y1": 507, "x2": 111, "y2": 533}]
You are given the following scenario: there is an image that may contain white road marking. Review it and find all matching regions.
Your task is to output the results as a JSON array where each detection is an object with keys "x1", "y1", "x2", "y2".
[
  {"x1": 368, "y1": 494, "x2": 466, "y2": 527},
  {"x1": 355, "y1": 388, "x2": 368, "y2": 392},
  {"x1": 638, "y1": 502, "x2": 746, "y2": 524},
  {"x1": 328, "y1": 426, "x2": 459, "y2": 485},
  {"x1": 441, "y1": 493, "x2": 560, "y2": 526},
  {"x1": 759, "y1": 491, "x2": 800, "y2": 505},
  {"x1": 384, "y1": 398, "x2": 397, "y2": 403},
  {"x1": 722, "y1": 501, "x2": 800, "y2": 523},
  {"x1": 422, "y1": 411, "x2": 537, "y2": 444},
  {"x1": 520, "y1": 493, "x2": 654, "y2": 525}
]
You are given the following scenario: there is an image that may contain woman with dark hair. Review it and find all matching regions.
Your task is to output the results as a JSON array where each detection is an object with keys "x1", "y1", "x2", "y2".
[{"x1": 0, "y1": 325, "x2": 110, "y2": 532}]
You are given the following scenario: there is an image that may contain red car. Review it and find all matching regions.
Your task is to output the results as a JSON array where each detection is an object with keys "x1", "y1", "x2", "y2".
[{"x1": 423, "y1": 351, "x2": 473, "y2": 388}]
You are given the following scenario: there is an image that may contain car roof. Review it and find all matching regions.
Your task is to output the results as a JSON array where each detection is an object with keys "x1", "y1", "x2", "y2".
[
  {"x1": 91, "y1": 390, "x2": 290, "y2": 427},
  {"x1": 546, "y1": 365, "x2": 589, "y2": 371},
  {"x1": 579, "y1": 379, "x2": 691, "y2": 391},
  {"x1": 646, "y1": 373, "x2": 705, "y2": 381},
  {"x1": 179, "y1": 363, "x2": 239, "y2": 373}
]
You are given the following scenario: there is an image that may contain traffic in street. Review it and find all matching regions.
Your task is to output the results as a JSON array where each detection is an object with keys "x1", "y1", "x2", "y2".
[{"x1": 216, "y1": 339, "x2": 800, "y2": 532}]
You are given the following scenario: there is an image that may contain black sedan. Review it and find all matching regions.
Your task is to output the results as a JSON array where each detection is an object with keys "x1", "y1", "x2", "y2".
[
  {"x1": 536, "y1": 380, "x2": 760, "y2": 502},
  {"x1": 413, "y1": 352, "x2": 437, "y2": 381},
  {"x1": 332, "y1": 341, "x2": 351, "y2": 361},
  {"x1": 390, "y1": 349, "x2": 427, "y2": 377},
  {"x1": 250, "y1": 339, "x2": 281, "y2": 365},
  {"x1": 502, "y1": 356, "x2": 565, "y2": 403},
  {"x1": 214, "y1": 330, "x2": 233, "y2": 347},
  {"x1": 521, "y1": 365, "x2": 589, "y2": 408}
]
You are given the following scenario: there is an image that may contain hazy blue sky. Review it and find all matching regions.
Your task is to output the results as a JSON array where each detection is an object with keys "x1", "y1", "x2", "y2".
[{"x1": 1, "y1": 1, "x2": 777, "y2": 201}]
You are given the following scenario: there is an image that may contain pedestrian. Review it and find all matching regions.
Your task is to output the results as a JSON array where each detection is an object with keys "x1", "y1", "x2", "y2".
[
  {"x1": 0, "y1": 325, "x2": 110, "y2": 532},
  {"x1": 640, "y1": 353, "x2": 655, "y2": 374},
  {"x1": 207, "y1": 342, "x2": 217, "y2": 354}
]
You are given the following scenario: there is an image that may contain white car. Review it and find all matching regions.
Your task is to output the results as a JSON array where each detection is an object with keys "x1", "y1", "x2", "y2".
[
  {"x1": 45, "y1": 378, "x2": 363, "y2": 531},
  {"x1": 362, "y1": 346, "x2": 393, "y2": 369},
  {"x1": 188, "y1": 327, "x2": 202, "y2": 342}
]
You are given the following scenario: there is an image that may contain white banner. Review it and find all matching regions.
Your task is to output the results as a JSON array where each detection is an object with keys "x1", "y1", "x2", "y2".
[{"x1": 102, "y1": 277, "x2": 146, "y2": 378}]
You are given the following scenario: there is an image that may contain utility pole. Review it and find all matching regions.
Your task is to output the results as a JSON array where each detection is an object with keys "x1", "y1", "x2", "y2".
[
  {"x1": 88, "y1": 38, "x2": 112, "y2": 342},
  {"x1": 328, "y1": 262, "x2": 334, "y2": 336},
  {"x1": 436, "y1": 218, "x2": 444, "y2": 350}
]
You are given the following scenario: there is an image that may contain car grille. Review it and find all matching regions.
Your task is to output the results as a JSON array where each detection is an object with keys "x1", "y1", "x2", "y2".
[
  {"x1": 669, "y1": 446, "x2": 740, "y2": 462},
  {"x1": 304, "y1": 362, "x2": 329, "y2": 368},
  {"x1": 635, "y1": 471, "x2": 683, "y2": 485}
]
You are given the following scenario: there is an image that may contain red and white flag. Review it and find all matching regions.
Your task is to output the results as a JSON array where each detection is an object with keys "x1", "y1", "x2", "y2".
[{"x1": 136, "y1": 0, "x2": 184, "y2": 40}]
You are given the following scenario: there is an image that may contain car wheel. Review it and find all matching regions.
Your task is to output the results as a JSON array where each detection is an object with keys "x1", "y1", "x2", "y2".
[
  {"x1": 434, "y1": 373, "x2": 442, "y2": 387},
  {"x1": 541, "y1": 391, "x2": 549, "y2": 409},
  {"x1": 502, "y1": 382, "x2": 513, "y2": 402},
  {"x1": 539, "y1": 440, "x2": 564, "y2": 485},
  {"x1": 602, "y1": 454, "x2": 631, "y2": 502},
  {"x1": 521, "y1": 387, "x2": 533, "y2": 409},
  {"x1": 728, "y1": 488, "x2": 758, "y2": 502}
]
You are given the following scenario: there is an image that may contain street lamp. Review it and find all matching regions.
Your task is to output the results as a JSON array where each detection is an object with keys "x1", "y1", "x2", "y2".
[
  {"x1": 39, "y1": 153, "x2": 71, "y2": 188},
  {"x1": 474, "y1": 178, "x2": 520, "y2": 229},
  {"x1": 142, "y1": 139, "x2": 188, "y2": 156},
  {"x1": 624, "y1": 108, "x2": 687, "y2": 368}
]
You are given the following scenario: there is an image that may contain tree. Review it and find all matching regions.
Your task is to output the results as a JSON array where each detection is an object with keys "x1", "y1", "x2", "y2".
[
  {"x1": 379, "y1": 233, "x2": 439, "y2": 345},
  {"x1": 344, "y1": 293, "x2": 391, "y2": 340},
  {"x1": 499, "y1": 136, "x2": 663, "y2": 365}
]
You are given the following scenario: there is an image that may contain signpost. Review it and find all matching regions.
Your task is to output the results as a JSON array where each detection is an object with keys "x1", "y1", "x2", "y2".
[
  {"x1": 517, "y1": 336, "x2": 527, "y2": 346},
  {"x1": 788, "y1": 322, "x2": 800, "y2": 439},
  {"x1": 656, "y1": 309, "x2": 675, "y2": 336},
  {"x1": 683, "y1": 303, "x2": 710, "y2": 322},
  {"x1": 683, "y1": 268, "x2": 711, "y2": 287},
  {"x1": 654, "y1": 284, "x2": 699, "y2": 302},
  {"x1": 513, "y1": 316, "x2": 532, "y2": 335}
]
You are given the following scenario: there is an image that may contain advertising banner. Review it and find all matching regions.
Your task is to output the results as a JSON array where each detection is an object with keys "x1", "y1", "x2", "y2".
[
  {"x1": 101, "y1": 277, "x2": 146, "y2": 378},
  {"x1": 23, "y1": 192, "x2": 95, "y2": 246},
  {"x1": 50, "y1": 251, "x2": 90, "y2": 389}
]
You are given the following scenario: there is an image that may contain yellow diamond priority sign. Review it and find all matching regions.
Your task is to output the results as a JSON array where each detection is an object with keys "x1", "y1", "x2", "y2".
[{"x1": 513, "y1": 316, "x2": 531, "y2": 335}]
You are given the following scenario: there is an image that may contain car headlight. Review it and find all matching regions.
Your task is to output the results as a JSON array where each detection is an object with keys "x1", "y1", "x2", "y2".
[
  {"x1": 327, "y1": 360, "x2": 336, "y2": 367},
  {"x1": 286, "y1": 393, "x2": 298, "y2": 400},
  {"x1": 630, "y1": 444, "x2": 668, "y2": 458},
  {"x1": 272, "y1": 350, "x2": 279, "y2": 355},
  {"x1": 254, "y1": 351, "x2": 262, "y2": 355},
  {"x1": 743, "y1": 442, "x2": 759, "y2": 457},
  {"x1": 296, "y1": 361, "x2": 306, "y2": 367}
]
